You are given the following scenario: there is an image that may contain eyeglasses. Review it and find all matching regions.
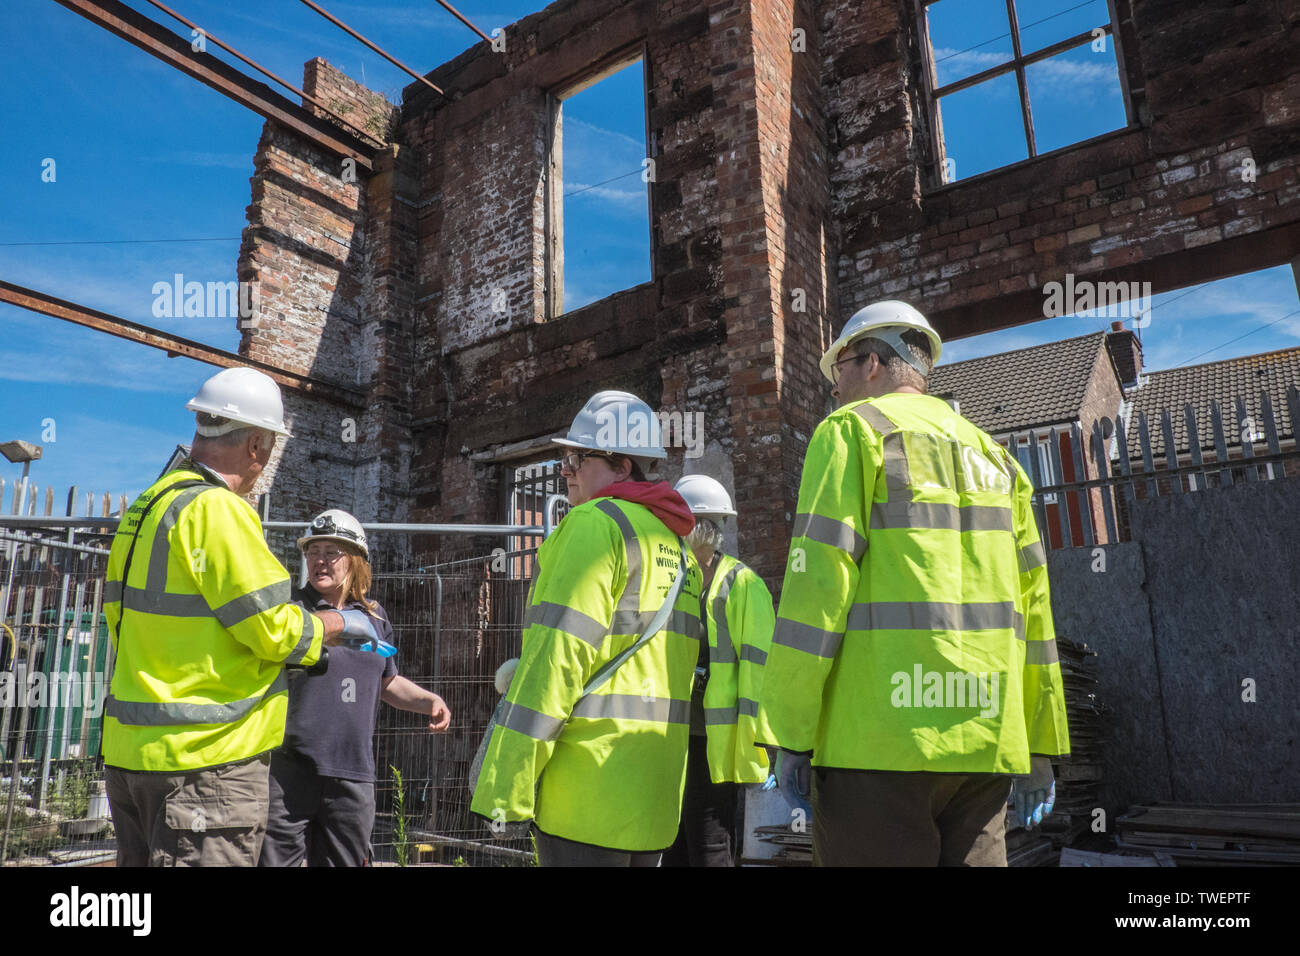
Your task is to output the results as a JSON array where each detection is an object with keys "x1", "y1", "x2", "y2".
[
  {"x1": 559, "y1": 452, "x2": 614, "y2": 473},
  {"x1": 829, "y1": 351, "x2": 871, "y2": 385},
  {"x1": 304, "y1": 547, "x2": 347, "y2": 564}
]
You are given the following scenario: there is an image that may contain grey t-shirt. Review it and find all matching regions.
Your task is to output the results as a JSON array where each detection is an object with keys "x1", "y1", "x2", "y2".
[{"x1": 280, "y1": 585, "x2": 398, "y2": 782}]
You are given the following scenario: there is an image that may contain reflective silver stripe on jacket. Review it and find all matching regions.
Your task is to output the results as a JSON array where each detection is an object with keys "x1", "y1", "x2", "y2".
[
  {"x1": 526, "y1": 601, "x2": 609, "y2": 648},
  {"x1": 120, "y1": 589, "x2": 211, "y2": 617},
  {"x1": 498, "y1": 700, "x2": 567, "y2": 741},
  {"x1": 105, "y1": 670, "x2": 289, "y2": 727},
  {"x1": 871, "y1": 501, "x2": 1015, "y2": 533},
  {"x1": 853, "y1": 403, "x2": 1017, "y2": 535},
  {"x1": 119, "y1": 482, "x2": 293, "y2": 627},
  {"x1": 570, "y1": 693, "x2": 691, "y2": 725},
  {"x1": 846, "y1": 600, "x2": 1023, "y2": 633},
  {"x1": 525, "y1": 500, "x2": 692, "y2": 650},
  {"x1": 791, "y1": 513, "x2": 867, "y2": 563},
  {"x1": 704, "y1": 705, "x2": 737, "y2": 725},
  {"x1": 214, "y1": 579, "x2": 292, "y2": 630},
  {"x1": 610, "y1": 607, "x2": 700, "y2": 639},
  {"x1": 1018, "y1": 539, "x2": 1048, "y2": 572},
  {"x1": 853, "y1": 404, "x2": 912, "y2": 512},
  {"x1": 740, "y1": 644, "x2": 767, "y2": 666},
  {"x1": 708, "y1": 562, "x2": 746, "y2": 666},
  {"x1": 144, "y1": 486, "x2": 211, "y2": 594},
  {"x1": 283, "y1": 607, "x2": 316, "y2": 666},
  {"x1": 595, "y1": 499, "x2": 642, "y2": 617},
  {"x1": 772, "y1": 618, "x2": 843, "y2": 659},
  {"x1": 853, "y1": 402, "x2": 895, "y2": 436},
  {"x1": 1025, "y1": 640, "x2": 1060, "y2": 665}
]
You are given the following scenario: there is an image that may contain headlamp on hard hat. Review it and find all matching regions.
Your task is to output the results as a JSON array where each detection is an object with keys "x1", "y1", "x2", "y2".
[{"x1": 310, "y1": 514, "x2": 359, "y2": 542}]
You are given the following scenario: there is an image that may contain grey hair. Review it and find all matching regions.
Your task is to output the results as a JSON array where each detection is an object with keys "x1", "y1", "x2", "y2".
[
  {"x1": 194, "y1": 415, "x2": 274, "y2": 449},
  {"x1": 686, "y1": 516, "x2": 725, "y2": 554},
  {"x1": 851, "y1": 329, "x2": 933, "y2": 393}
]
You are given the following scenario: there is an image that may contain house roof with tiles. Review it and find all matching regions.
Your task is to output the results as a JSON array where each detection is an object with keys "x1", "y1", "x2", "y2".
[
  {"x1": 928, "y1": 331, "x2": 1112, "y2": 435},
  {"x1": 1123, "y1": 348, "x2": 1300, "y2": 458}
]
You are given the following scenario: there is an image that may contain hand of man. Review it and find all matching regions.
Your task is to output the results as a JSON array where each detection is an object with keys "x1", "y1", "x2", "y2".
[
  {"x1": 428, "y1": 694, "x2": 452, "y2": 733},
  {"x1": 774, "y1": 749, "x2": 812, "y2": 815},
  {"x1": 336, "y1": 609, "x2": 398, "y2": 657},
  {"x1": 1011, "y1": 755, "x2": 1056, "y2": 830}
]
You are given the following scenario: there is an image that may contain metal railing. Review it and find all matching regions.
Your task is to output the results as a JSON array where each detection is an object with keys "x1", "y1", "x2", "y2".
[
  {"x1": 1029, "y1": 385, "x2": 1299, "y2": 549},
  {"x1": 0, "y1": 468, "x2": 566, "y2": 865}
]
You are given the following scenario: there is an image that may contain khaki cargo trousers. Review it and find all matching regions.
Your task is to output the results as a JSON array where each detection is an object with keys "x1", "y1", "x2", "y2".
[{"x1": 106, "y1": 753, "x2": 271, "y2": 867}]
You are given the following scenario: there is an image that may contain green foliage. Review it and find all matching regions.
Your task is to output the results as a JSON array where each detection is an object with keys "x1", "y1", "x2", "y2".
[
  {"x1": 52, "y1": 762, "x2": 93, "y2": 820},
  {"x1": 390, "y1": 764, "x2": 409, "y2": 867}
]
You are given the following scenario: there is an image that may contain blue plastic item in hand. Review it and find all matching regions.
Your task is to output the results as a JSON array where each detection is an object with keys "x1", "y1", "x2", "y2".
[{"x1": 337, "y1": 609, "x2": 397, "y2": 657}]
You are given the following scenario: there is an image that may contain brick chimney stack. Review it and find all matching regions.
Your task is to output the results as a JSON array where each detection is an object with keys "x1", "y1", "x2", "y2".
[{"x1": 1106, "y1": 320, "x2": 1144, "y2": 387}]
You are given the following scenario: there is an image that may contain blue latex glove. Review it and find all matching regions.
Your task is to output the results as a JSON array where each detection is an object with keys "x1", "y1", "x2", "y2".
[
  {"x1": 761, "y1": 773, "x2": 778, "y2": 792},
  {"x1": 337, "y1": 609, "x2": 397, "y2": 658},
  {"x1": 1012, "y1": 756, "x2": 1056, "y2": 830},
  {"x1": 774, "y1": 750, "x2": 812, "y2": 816}
]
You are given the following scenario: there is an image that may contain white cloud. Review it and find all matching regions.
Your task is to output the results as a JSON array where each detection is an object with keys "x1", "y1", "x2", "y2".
[
  {"x1": 563, "y1": 116, "x2": 646, "y2": 155},
  {"x1": 1026, "y1": 55, "x2": 1121, "y2": 92},
  {"x1": 0, "y1": 254, "x2": 247, "y2": 346},
  {"x1": 933, "y1": 47, "x2": 1011, "y2": 86},
  {"x1": 0, "y1": 308, "x2": 216, "y2": 393},
  {"x1": 146, "y1": 151, "x2": 254, "y2": 171},
  {"x1": 565, "y1": 181, "x2": 647, "y2": 208}
]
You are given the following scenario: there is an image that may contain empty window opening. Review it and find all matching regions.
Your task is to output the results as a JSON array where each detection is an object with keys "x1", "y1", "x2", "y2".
[{"x1": 549, "y1": 56, "x2": 652, "y2": 314}]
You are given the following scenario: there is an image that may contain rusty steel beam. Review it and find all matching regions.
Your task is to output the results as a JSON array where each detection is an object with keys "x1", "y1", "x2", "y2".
[
  {"x1": 51, "y1": 0, "x2": 376, "y2": 170},
  {"x1": 0, "y1": 279, "x2": 365, "y2": 409},
  {"x1": 143, "y1": 0, "x2": 385, "y2": 148},
  {"x1": 299, "y1": 0, "x2": 444, "y2": 96}
]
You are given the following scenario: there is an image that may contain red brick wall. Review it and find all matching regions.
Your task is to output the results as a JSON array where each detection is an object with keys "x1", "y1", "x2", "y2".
[
  {"x1": 827, "y1": 0, "x2": 1300, "y2": 339},
  {"x1": 1076, "y1": 343, "x2": 1127, "y2": 544},
  {"x1": 239, "y1": 60, "x2": 404, "y2": 526},
  {"x1": 235, "y1": 0, "x2": 1300, "y2": 588}
]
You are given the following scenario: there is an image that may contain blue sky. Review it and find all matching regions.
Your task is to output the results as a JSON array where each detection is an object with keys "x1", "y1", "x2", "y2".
[{"x1": 1, "y1": 0, "x2": 1297, "y2": 508}]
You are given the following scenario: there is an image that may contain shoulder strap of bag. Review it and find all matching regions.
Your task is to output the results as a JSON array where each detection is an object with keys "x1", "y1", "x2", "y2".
[
  {"x1": 576, "y1": 539, "x2": 688, "y2": 702},
  {"x1": 112, "y1": 476, "x2": 214, "y2": 644}
]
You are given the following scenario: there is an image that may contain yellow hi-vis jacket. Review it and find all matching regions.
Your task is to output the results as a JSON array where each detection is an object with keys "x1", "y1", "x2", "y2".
[
  {"x1": 759, "y1": 393, "x2": 1070, "y2": 773},
  {"x1": 102, "y1": 463, "x2": 323, "y2": 772},
  {"x1": 471, "y1": 497, "x2": 704, "y2": 852},
  {"x1": 700, "y1": 553, "x2": 776, "y2": 783}
]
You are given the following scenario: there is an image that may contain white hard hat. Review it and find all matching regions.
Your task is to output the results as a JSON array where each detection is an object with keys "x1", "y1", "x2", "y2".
[
  {"x1": 554, "y1": 390, "x2": 667, "y2": 469},
  {"x1": 674, "y1": 474, "x2": 737, "y2": 518},
  {"x1": 186, "y1": 367, "x2": 291, "y2": 437},
  {"x1": 297, "y1": 509, "x2": 369, "y2": 559},
  {"x1": 819, "y1": 300, "x2": 943, "y2": 383}
]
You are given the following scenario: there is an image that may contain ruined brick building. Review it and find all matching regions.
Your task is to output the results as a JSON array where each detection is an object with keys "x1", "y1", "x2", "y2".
[{"x1": 238, "y1": 0, "x2": 1300, "y2": 587}]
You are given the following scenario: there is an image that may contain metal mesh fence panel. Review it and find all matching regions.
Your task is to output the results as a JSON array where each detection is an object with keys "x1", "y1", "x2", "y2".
[
  {"x1": 2, "y1": 462, "x2": 563, "y2": 866},
  {"x1": 1, "y1": 529, "x2": 116, "y2": 866}
]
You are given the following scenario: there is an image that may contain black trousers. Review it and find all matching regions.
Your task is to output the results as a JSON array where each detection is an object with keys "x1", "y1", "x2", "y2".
[
  {"x1": 661, "y1": 733, "x2": 740, "y2": 867},
  {"x1": 258, "y1": 750, "x2": 375, "y2": 867}
]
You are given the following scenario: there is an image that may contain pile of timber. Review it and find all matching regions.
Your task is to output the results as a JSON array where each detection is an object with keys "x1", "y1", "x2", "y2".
[
  {"x1": 1115, "y1": 804, "x2": 1300, "y2": 865},
  {"x1": 752, "y1": 824, "x2": 812, "y2": 865},
  {"x1": 1010, "y1": 636, "x2": 1104, "y2": 866}
]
